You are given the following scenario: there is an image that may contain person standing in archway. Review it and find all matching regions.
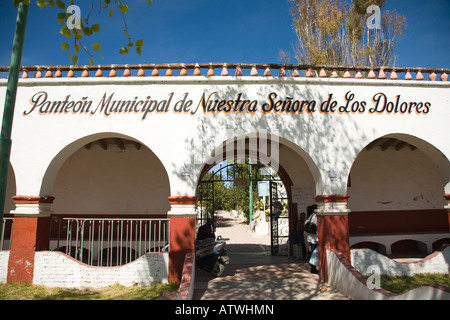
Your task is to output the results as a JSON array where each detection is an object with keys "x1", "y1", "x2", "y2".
[{"x1": 304, "y1": 204, "x2": 318, "y2": 273}]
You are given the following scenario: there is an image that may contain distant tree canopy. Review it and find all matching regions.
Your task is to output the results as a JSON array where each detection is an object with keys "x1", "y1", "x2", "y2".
[
  {"x1": 13, "y1": 0, "x2": 153, "y2": 65},
  {"x1": 286, "y1": 0, "x2": 406, "y2": 67},
  {"x1": 196, "y1": 161, "x2": 278, "y2": 222}
]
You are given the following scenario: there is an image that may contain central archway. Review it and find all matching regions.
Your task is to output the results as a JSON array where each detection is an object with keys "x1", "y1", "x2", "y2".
[
  {"x1": 196, "y1": 133, "x2": 319, "y2": 258},
  {"x1": 197, "y1": 158, "x2": 291, "y2": 255}
]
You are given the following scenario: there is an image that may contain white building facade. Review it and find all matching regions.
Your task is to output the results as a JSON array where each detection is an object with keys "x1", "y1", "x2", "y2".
[{"x1": 1, "y1": 63, "x2": 449, "y2": 285}]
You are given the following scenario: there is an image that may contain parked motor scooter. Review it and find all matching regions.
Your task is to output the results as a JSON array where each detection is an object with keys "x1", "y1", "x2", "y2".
[{"x1": 196, "y1": 235, "x2": 229, "y2": 277}]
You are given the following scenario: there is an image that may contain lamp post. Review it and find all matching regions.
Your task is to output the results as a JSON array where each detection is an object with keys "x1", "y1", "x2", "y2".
[{"x1": 0, "y1": 2, "x2": 29, "y2": 237}]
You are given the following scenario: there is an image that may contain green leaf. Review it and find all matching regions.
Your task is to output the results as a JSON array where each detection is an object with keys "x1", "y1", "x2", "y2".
[
  {"x1": 119, "y1": 46, "x2": 129, "y2": 55},
  {"x1": 127, "y1": 42, "x2": 134, "y2": 47},
  {"x1": 56, "y1": 0, "x2": 65, "y2": 9},
  {"x1": 83, "y1": 26, "x2": 93, "y2": 37},
  {"x1": 91, "y1": 24, "x2": 100, "y2": 33},
  {"x1": 89, "y1": 59, "x2": 94, "y2": 65},
  {"x1": 135, "y1": 39, "x2": 144, "y2": 47},
  {"x1": 103, "y1": 0, "x2": 111, "y2": 9},
  {"x1": 57, "y1": 12, "x2": 66, "y2": 24},
  {"x1": 136, "y1": 46, "x2": 142, "y2": 56},
  {"x1": 118, "y1": 4, "x2": 128, "y2": 13},
  {"x1": 61, "y1": 42, "x2": 69, "y2": 50},
  {"x1": 74, "y1": 43, "x2": 79, "y2": 54},
  {"x1": 36, "y1": 0, "x2": 47, "y2": 9},
  {"x1": 73, "y1": 29, "x2": 83, "y2": 40},
  {"x1": 47, "y1": 0, "x2": 55, "y2": 7},
  {"x1": 72, "y1": 54, "x2": 78, "y2": 66},
  {"x1": 59, "y1": 25, "x2": 72, "y2": 38},
  {"x1": 108, "y1": 10, "x2": 114, "y2": 18},
  {"x1": 91, "y1": 42, "x2": 101, "y2": 51},
  {"x1": 13, "y1": 0, "x2": 30, "y2": 6}
]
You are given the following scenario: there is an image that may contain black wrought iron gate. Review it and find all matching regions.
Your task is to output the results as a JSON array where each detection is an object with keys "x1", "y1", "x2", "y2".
[
  {"x1": 197, "y1": 161, "x2": 290, "y2": 255},
  {"x1": 269, "y1": 180, "x2": 290, "y2": 255}
]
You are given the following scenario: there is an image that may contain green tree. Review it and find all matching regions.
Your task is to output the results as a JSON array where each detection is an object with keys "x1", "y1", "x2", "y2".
[
  {"x1": 13, "y1": 0, "x2": 153, "y2": 65},
  {"x1": 286, "y1": 0, "x2": 406, "y2": 67},
  {"x1": 197, "y1": 161, "x2": 281, "y2": 223}
]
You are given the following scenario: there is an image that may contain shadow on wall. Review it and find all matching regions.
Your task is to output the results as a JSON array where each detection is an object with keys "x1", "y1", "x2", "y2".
[
  {"x1": 347, "y1": 135, "x2": 449, "y2": 214},
  {"x1": 171, "y1": 80, "x2": 375, "y2": 196},
  {"x1": 351, "y1": 245, "x2": 450, "y2": 277}
]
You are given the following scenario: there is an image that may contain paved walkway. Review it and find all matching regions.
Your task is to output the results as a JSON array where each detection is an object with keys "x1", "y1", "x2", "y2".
[{"x1": 193, "y1": 211, "x2": 350, "y2": 300}]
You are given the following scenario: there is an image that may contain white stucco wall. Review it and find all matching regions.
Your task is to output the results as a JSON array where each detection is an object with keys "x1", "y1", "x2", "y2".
[
  {"x1": 0, "y1": 76, "x2": 448, "y2": 202},
  {"x1": 0, "y1": 252, "x2": 9, "y2": 283},
  {"x1": 351, "y1": 247, "x2": 450, "y2": 276},
  {"x1": 348, "y1": 146, "x2": 447, "y2": 211},
  {"x1": 53, "y1": 142, "x2": 170, "y2": 215},
  {"x1": 32, "y1": 251, "x2": 168, "y2": 288},
  {"x1": 327, "y1": 248, "x2": 450, "y2": 300}
]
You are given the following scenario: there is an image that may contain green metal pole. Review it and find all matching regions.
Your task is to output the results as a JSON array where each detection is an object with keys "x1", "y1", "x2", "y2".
[{"x1": 0, "y1": 2, "x2": 29, "y2": 239}]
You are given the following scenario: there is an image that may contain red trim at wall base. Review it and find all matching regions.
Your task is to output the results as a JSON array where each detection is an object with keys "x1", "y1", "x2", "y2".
[
  {"x1": 168, "y1": 217, "x2": 196, "y2": 283},
  {"x1": 317, "y1": 214, "x2": 350, "y2": 283},
  {"x1": 168, "y1": 196, "x2": 198, "y2": 205},
  {"x1": 315, "y1": 194, "x2": 350, "y2": 203},
  {"x1": 348, "y1": 209, "x2": 449, "y2": 235},
  {"x1": 12, "y1": 195, "x2": 55, "y2": 204},
  {"x1": 7, "y1": 216, "x2": 50, "y2": 283}
]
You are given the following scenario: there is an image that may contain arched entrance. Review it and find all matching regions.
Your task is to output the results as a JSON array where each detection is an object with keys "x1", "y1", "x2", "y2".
[
  {"x1": 348, "y1": 134, "x2": 450, "y2": 256},
  {"x1": 47, "y1": 133, "x2": 171, "y2": 266},
  {"x1": 197, "y1": 159, "x2": 291, "y2": 255},
  {"x1": 52, "y1": 136, "x2": 170, "y2": 216},
  {"x1": 196, "y1": 133, "x2": 319, "y2": 258}
]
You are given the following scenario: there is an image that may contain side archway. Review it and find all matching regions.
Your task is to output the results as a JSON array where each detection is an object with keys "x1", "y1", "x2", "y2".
[
  {"x1": 43, "y1": 132, "x2": 170, "y2": 217},
  {"x1": 347, "y1": 133, "x2": 450, "y2": 254}
]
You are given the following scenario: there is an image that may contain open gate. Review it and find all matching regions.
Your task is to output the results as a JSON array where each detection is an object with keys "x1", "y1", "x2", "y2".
[
  {"x1": 269, "y1": 180, "x2": 290, "y2": 255},
  {"x1": 197, "y1": 160, "x2": 290, "y2": 255}
]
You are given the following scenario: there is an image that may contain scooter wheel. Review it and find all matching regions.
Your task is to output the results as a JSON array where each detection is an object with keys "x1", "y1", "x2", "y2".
[{"x1": 211, "y1": 262, "x2": 225, "y2": 277}]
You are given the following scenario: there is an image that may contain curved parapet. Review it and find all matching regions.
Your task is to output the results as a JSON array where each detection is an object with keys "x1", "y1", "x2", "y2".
[
  {"x1": 32, "y1": 251, "x2": 169, "y2": 288},
  {"x1": 351, "y1": 245, "x2": 450, "y2": 276},
  {"x1": 326, "y1": 247, "x2": 450, "y2": 300}
]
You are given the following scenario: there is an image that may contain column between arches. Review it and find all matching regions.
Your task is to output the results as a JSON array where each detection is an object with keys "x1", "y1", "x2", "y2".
[
  {"x1": 7, "y1": 195, "x2": 54, "y2": 283},
  {"x1": 167, "y1": 196, "x2": 197, "y2": 283},
  {"x1": 315, "y1": 194, "x2": 350, "y2": 283}
]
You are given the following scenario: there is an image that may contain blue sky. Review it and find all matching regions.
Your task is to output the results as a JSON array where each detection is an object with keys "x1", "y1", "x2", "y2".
[{"x1": 0, "y1": 0, "x2": 449, "y2": 69}]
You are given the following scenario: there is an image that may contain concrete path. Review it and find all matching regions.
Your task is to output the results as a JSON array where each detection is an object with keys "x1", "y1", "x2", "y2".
[{"x1": 193, "y1": 211, "x2": 350, "y2": 300}]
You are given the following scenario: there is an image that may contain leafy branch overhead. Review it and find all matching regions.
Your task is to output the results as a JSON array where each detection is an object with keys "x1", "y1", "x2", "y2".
[{"x1": 14, "y1": 0, "x2": 153, "y2": 65}]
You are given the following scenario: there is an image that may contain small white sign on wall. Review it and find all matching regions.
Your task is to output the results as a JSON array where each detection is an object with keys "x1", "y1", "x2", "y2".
[{"x1": 291, "y1": 186, "x2": 314, "y2": 205}]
